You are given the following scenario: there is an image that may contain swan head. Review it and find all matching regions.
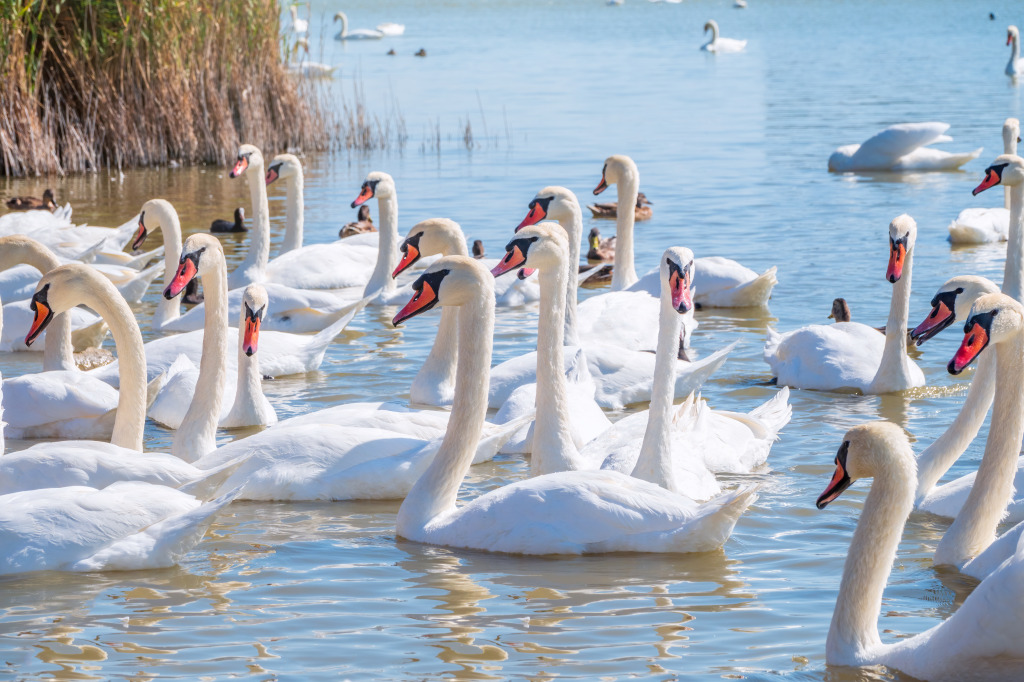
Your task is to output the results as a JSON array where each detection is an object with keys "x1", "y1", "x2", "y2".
[
  {"x1": 132, "y1": 199, "x2": 176, "y2": 251},
  {"x1": 816, "y1": 422, "x2": 916, "y2": 509},
  {"x1": 26, "y1": 264, "x2": 112, "y2": 346},
  {"x1": 1009, "y1": 25, "x2": 1019, "y2": 46},
  {"x1": 265, "y1": 154, "x2": 301, "y2": 186},
  {"x1": 393, "y1": 256, "x2": 493, "y2": 326},
  {"x1": 393, "y1": 218, "x2": 464, "y2": 278},
  {"x1": 662, "y1": 246, "x2": 695, "y2": 313},
  {"x1": 491, "y1": 222, "x2": 568, "y2": 280},
  {"x1": 351, "y1": 171, "x2": 395, "y2": 208},
  {"x1": 828, "y1": 298, "x2": 851, "y2": 323},
  {"x1": 949, "y1": 292, "x2": 1024, "y2": 375},
  {"x1": 593, "y1": 155, "x2": 638, "y2": 195},
  {"x1": 973, "y1": 153, "x2": 1024, "y2": 194},
  {"x1": 885, "y1": 214, "x2": 916, "y2": 284},
  {"x1": 230, "y1": 144, "x2": 263, "y2": 178},
  {"x1": 703, "y1": 19, "x2": 719, "y2": 35},
  {"x1": 911, "y1": 275, "x2": 999, "y2": 346},
  {"x1": 517, "y1": 186, "x2": 578, "y2": 231},
  {"x1": 333, "y1": 11, "x2": 347, "y2": 23},
  {"x1": 164, "y1": 233, "x2": 222, "y2": 299},
  {"x1": 1004, "y1": 118, "x2": 1021, "y2": 149},
  {"x1": 241, "y1": 284, "x2": 268, "y2": 357}
]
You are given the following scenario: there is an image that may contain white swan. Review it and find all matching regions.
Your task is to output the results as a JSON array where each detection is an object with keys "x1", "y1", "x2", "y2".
[
  {"x1": 594, "y1": 155, "x2": 777, "y2": 307},
  {"x1": 701, "y1": 20, "x2": 746, "y2": 53},
  {"x1": 828, "y1": 122, "x2": 983, "y2": 173},
  {"x1": 288, "y1": 4, "x2": 307, "y2": 34},
  {"x1": 1, "y1": 263, "x2": 243, "y2": 495},
  {"x1": 1008, "y1": 26, "x2": 1024, "y2": 76},
  {"x1": 948, "y1": 118, "x2": 1018, "y2": 244},
  {"x1": 334, "y1": 11, "x2": 383, "y2": 40},
  {"x1": 285, "y1": 39, "x2": 336, "y2": 78},
  {"x1": 973, "y1": 153, "x2": 1024, "y2": 302},
  {"x1": 764, "y1": 214, "x2": 925, "y2": 393},
  {"x1": 816, "y1": 421, "x2": 1024, "y2": 679},
  {"x1": 393, "y1": 254, "x2": 757, "y2": 555}
]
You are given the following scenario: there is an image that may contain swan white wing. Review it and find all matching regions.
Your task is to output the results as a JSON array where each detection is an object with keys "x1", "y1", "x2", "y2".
[
  {"x1": 764, "y1": 322, "x2": 885, "y2": 391},
  {"x1": 918, "y1": 456, "x2": 1024, "y2": 524},
  {"x1": 948, "y1": 207, "x2": 1010, "y2": 244},
  {"x1": 631, "y1": 259, "x2": 776, "y2": 308},
  {"x1": 891, "y1": 146, "x2": 983, "y2": 171},
  {"x1": 707, "y1": 38, "x2": 746, "y2": 53},
  {"x1": 340, "y1": 28, "x2": 384, "y2": 39},
  {"x1": 376, "y1": 22, "x2": 405, "y2": 35},
  {"x1": 264, "y1": 241, "x2": 378, "y2": 290},
  {"x1": 403, "y1": 470, "x2": 757, "y2": 555},
  {"x1": 0, "y1": 208, "x2": 73, "y2": 237},
  {"x1": 848, "y1": 122, "x2": 953, "y2": 169},
  {"x1": 0, "y1": 263, "x2": 45, "y2": 303},
  {"x1": 0, "y1": 301, "x2": 101, "y2": 351},
  {"x1": 577, "y1": 290, "x2": 663, "y2": 351},
  {"x1": 1, "y1": 370, "x2": 118, "y2": 435}
]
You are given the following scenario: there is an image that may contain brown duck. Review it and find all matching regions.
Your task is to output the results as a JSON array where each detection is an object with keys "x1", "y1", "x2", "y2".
[
  {"x1": 340, "y1": 204, "x2": 376, "y2": 238},
  {"x1": 6, "y1": 189, "x2": 56, "y2": 212},
  {"x1": 586, "y1": 191, "x2": 652, "y2": 221}
]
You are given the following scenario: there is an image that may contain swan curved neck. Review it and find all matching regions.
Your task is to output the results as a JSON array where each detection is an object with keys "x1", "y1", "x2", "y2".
[
  {"x1": 172, "y1": 258, "x2": 229, "y2": 461},
  {"x1": 532, "y1": 259, "x2": 584, "y2": 475},
  {"x1": 826, "y1": 452, "x2": 915, "y2": 665},
  {"x1": 709, "y1": 22, "x2": 720, "y2": 42},
  {"x1": 867, "y1": 252, "x2": 914, "y2": 393},
  {"x1": 410, "y1": 235, "x2": 466, "y2": 406},
  {"x1": 632, "y1": 290, "x2": 681, "y2": 491},
  {"x1": 153, "y1": 205, "x2": 184, "y2": 328},
  {"x1": 338, "y1": 13, "x2": 348, "y2": 37},
  {"x1": 915, "y1": 353, "x2": 996, "y2": 502},
  {"x1": 281, "y1": 170, "x2": 304, "y2": 254},
  {"x1": 398, "y1": 289, "x2": 493, "y2": 526},
  {"x1": 935, "y1": 331, "x2": 1024, "y2": 567},
  {"x1": 1003, "y1": 183, "x2": 1024, "y2": 303},
  {"x1": 612, "y1": 174, "x2": 639, "y2": 291},
  {"x1": 231, "y1": 162, "x2": 270, "y2": 289},
  {"x1": 363, "y1": 193, "x2": 399, "y2": 297},
  {"x1": 555, "y1": 203, "x2": 583, "y2": 346}
]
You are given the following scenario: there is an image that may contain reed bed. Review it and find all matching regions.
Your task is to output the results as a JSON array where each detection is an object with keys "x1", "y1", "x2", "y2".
[{"x1": 0, "y1": 0, "x2": 330, "y2": 177}]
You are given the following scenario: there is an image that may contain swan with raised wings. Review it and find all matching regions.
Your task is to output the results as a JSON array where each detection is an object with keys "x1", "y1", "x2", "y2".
[
  {"x1": 816, "y1": 421, "x2": 1024, "y2": 680},
  {"x1": 392, "y1": 252, "x2": 757, "y2": 554},
  {"x1": 828, "y1": 122, "x2": 982, "y2": 173},
  {"x1": 764, "y1": 215, "x2": 925, "y2": 393},
  {"x1": 948, "y1": 118, "x2": 1018, "y2": 244}
]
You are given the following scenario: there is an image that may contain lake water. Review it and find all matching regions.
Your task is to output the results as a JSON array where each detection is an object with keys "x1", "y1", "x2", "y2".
[{"x1": 1, "y1": 0, "x2": 1021, "y2": 678}]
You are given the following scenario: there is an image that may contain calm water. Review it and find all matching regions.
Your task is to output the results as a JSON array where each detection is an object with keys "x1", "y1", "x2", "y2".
[{"x1": 1, "y1": 0, "x2": 1021, "y2": 678}]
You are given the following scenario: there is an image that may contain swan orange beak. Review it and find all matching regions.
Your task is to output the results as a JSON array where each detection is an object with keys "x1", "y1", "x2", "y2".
[
  {"x1": 351, "y1": 183, "x2": 375, "y2": 208},
  {"x1": 230, "y1": 156, "x2": 249, "y2": 178},
  {"x1": 25, "y1": 285, "x2": 53, "y2": 347},
  {"x1": 911, "y1": 291, "x2": 959, "y2": 346},
  {"x1": 393, "y1": 241, "x2": 420, "y2": 278},
  {"x1": 393, "y1": 269, "x2": 447, "y2": 326},
  {"x1": 973, "y1": 165, "x2": 1006, "y2": 195},
  {"x1": 164, "y1": 253, "x2": 200, "y2": 299},
  {"x1": 816, "y1": 441, "x2": 852, "y2": 509},
  {"x1": 243, "y1": 303, "x2": 263, "y2": 357},
  {"x1": 131, "y1": 213, "x2": 148, "y2": 251},
  {"x1": 1009, "y1": 33, "x2": 1014, "y2": 46},
  {"x1": 593, "y1": 173, "x2": 608, "y2": 195},
  {"x1": 886, "y1": 237, "x2": 907, "y2": 283},
  {"x1": 516, "y1": 202, "x2": 546, "y2": 232},
  {"x1": 491, "y1": 243, "x2": 529, "y2": 277},
  {"x1": 949, "y1": 316, "x2": 993, "y2": 375},
  {"x1": 265, "y1": 164, "x2": 281, "y2": 186},
  {"x1": 669, "y1": 267, "x2": 693, "y2": 313}
]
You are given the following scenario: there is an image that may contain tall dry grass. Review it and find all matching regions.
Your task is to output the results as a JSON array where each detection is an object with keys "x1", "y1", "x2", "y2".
[{"x1": 0, "y1": 0, "x2": 330, "y2": 177}]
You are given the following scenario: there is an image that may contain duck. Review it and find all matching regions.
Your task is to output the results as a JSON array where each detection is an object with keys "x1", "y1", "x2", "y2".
[
  {"x1": 972, "y1": 153, "x2": 1024, "y2": 301},
  {"x1": 414, "y1": 48, "x2": 427, "y2": 57},
  {"x1": 1008, "y1": 26, "x2": 1024, "y2": 76},
  {"x1": 764, "y1": 215, "x2": 925, "y2": 393},
  {"x1": 5, "y1": 189, "x2": 55, "y2": 212},
  {"x1": 948, "y1": 117, "x2": 1019, "y2": 244},
  {"x1": 828, "y1": 122, "x2": 982, "y2": 173},
  {"x1": 829, "y1": 296, "x2": 914, "y2": 340},
  {"x1": 586, "y1": 191, "x2": 652, "y2": 221},
  {"x1": 471, "y1": 239, "x2": 485, "y2": 258},
  {"x1": 585, "y1": 227, "x2": 616, "y2": 261},
  {"x1": 594, "y1": 155, "x2": 777, "y2": 307},
  {"x1": 392, "y1": 252, "x2": 758, "y2": 555},
  {"x1": 334, "y1": 11, "x2": 384, "y2": 40},
  {"x1": 816, "y1": 420, "x2": 1024, "y2": 679},
  {"x1": 340, "y1": 204, "x2": 375, "y2": 238},
  {"x1": 701, "y1": 20, "x2": 746, "y2": 53},
  {"x1": 210, "y1": 207, "x2": 246, "y2": 233}
]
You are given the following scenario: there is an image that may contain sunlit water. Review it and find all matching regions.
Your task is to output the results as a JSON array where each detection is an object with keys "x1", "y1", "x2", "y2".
[{"x1": 1, "y1": 0, "x2": 1021, "y2": 678}]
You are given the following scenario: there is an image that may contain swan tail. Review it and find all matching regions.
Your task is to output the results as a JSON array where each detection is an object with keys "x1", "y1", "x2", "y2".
[
  {"x1": 947, "y1": 218, "x2": 1005, "y2": 244},
  {"x1": 115, "y1": 261, "x2": 164, "y2": 303},
  {"x1": 474, "y1": 413, "x2": 536, "y2": 464},
  {"x1": 763, "y1": 327, "x2": 783, "y2": 362},
  {"x1": 70, "y1": 486, "x2": 241, "y2": 572},
  {"x1": 697, "y1": 267, "x2": 778, "y2": 307},
  {"x1": 674, "y1": 341, "x2": 735, "y2": 398},
  {"x1": 747, "y1": 386, "x2": 792, "y2": 439},
  {"x1": 177, "y1": 455, "x2": 251, "y2": 501},
  {"x1": 70, "y1": 318, "x2": 109, "y2": 351}
]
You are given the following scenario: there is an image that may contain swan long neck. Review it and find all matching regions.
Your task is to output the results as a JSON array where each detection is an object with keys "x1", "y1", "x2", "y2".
[
  {"x1": 281, "y1": 170, "x2": 304, "y2": 254},
  {"x1": 153, "y1": 204, "x2": 184, "y2": 328},
  {"x1": 172, "y1": 256, "x2": 229, "y2": 461},
  {"x1": 0, "y1": 239, "x2": 74, "y2": 371},
  {"x1": 632, "y1": 290, "x2": 681, "y2": 491},
  {"x1": 232, "y1": 162, "x2": 270, "y2": 288},
  {"x1": 611, "y1": 171, "x2": 639, "y2": 291},
  {"x1": 1003, "y1": 182, "x2": 1024, "y2": 302},
  {"x1": 867, "y1": 250, "x2": 913, "y2": 393},
  {"x1": 338, "y1": 12, "x2": 348, "y2": 37},
  {"x1": 410, "y1": 234, "x2": 466, "y2": 406},
  {"x1": 1004, "y1": 129, "x2": 1019, "y2": 210},
  {"x1": 557, "y1": 204, "x2": 583, "y2": 345},
  {"x1": 935, "y1": 331, "x2": 1024, "y2": 567},
  {"x1": 398, "y1": 290, "x2": 493, "y2": 525},
  {"x1": 224, "y1": 305, "x2": 269, "y2": 426},
  {"x1": 363, "y1": 193, "x2": 399, "y2": 297},
  {"x1": 86, "y1": 280, "x2": 148, "y2": 451},
  {"x1": 532, "y1": 257, "x2": 584, "y2": 475},
  {"x1": 914, "y1": 353, "x2": 997, "y2": 502},
  {"x1": 826, "y1": 450, "x2": 916, "y2": 664},
  {"x1": 1011, "y1": 34, "x2": 1021, "y2": 74},
  {"x1": 708, "y1": 21, "x2": 720, "y2": 42}
]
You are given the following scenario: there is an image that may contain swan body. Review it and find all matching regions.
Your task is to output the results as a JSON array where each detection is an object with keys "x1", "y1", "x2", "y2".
[
  {"x1": 376, "y1": 22, "x2": 405, "y2": 36},
  {"x1": 288, "y1": 5, "x2": 307, "y2": 34},
  {"x1": 394, "y1": 246, "x2": 756, "y2": 555},
  {"x1": 334, "y1": 11, "x2": 384, "y2": 40},
  {"x1": 701, "y1": 20, "x2": 746, "y2": 53},
  {"x1": 1008, "y1": 26, "x2": 1024, "y2": 76},
  {"x1": 948, "y1": 118, "x2": 1019, "y2": 244},
  {"x1": 817, "y1": 421, "x2": 1024, "y2": 680},
  {"x1": 764, "y1": 215, "x2": 925, "y2": 393},
  {"x1": 828, "y1": 122, "x2": 982, "y2": 173}
]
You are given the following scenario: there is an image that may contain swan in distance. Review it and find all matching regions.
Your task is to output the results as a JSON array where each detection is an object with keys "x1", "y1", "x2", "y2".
[
  {"x1": 1008, "y1": 26, "x2": 1024, "y2": 76},
  {"x1": 701, "y1": 20, "x2": 746, "y2": 53},
  {"x1": 828, "y1": 122, "x2": 982, "y2": 173}
]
